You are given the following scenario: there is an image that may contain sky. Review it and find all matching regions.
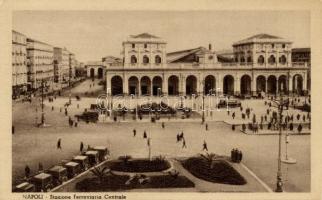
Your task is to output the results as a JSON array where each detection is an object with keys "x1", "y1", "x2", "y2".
[{"x1": 13, "y1": 11, "x2": 310, "y2": 63}]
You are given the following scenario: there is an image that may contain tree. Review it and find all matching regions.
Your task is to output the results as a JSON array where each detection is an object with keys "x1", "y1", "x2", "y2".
[
  {"x1": 90, "y1": 166, "x2": 114, "y2": 184},
  {"x1": 200, "y1": 153, "x2": 224, "y2": 169}
]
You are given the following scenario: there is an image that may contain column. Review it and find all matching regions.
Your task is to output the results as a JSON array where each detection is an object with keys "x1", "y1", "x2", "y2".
[
  {"x1": 303, "y1": 73, "x2": 307, "y2": 93},
  {"x1": 276, "y1": 79, "x2": 279, "y2": 94},
  {"x1": 106, "y1": 75, "x2": 111, "y2": 95},
  {"x1": 288, "y1": 75, "x2": 293, "y2": 94},
  {"x1": 123, "y1": 74, "x2": 128, "y2": 95},
  {"x1": 150, "y1": 78, "x2": 153, "y2": 96},
  {"x1": 179, "y1": 74, "x2": 185, "y2": 95},
  {"x1": 265, "y1": 78, "x2": 268, "y2": 93},
  {"x1": 138, "y1": 77, "x2": 141, "y2": 96},
  {"x1": 216, "y1": 74, "x2": 221, "y2": 95},
  {"x1": 162, "y1": 75, "x2": 168, "y2": 95},
  {"x1": 235, "y1": 76, "x2": 240, "y2": 96},
  {"x1": 251, "y1": 77, "x2": 256, "y2": 96},
  {"x1": 197, "y1": 75, "x2": 203, "y2": 95}
]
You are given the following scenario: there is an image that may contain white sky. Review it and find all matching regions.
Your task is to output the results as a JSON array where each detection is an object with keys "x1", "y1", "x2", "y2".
[{"x1": 13, "y1": 11, "x2": 310, "y2": 63}]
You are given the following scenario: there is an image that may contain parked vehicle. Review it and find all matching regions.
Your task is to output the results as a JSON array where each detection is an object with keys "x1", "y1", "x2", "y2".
[
  {"x1": 64, "y1": 161, "x2": 81, "y2": 178},
  {"x1": 85, "y1": 151, "x2": 99, "y2": 166},
  {"x1": 30, "y1": 173, "x2": 53, "y2": 192},
  {"x1": 75, "y1": 111, "x2": 99, "y2": 123},
  {"x1": 72, "y1": 155, "x2": 90, "y2": 171},
  {"x1": 93, "y1": 146, "x2": 110, "y2": 162},
  {"x1": 217, "y1": 99, "x2": 241, "y2": 108},
  {"x1": 15, "y1": 182, "x2": 35, "y2": 192},
  {"x1": 47, "y1": 166, "x2": 68, "y2": 186}
]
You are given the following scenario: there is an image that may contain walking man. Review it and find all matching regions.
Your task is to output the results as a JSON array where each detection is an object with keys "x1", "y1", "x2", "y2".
[
  {"x1": 205, "y1": 123, "x2": 208, "y2": 131},
  {"x1": 80, "y1": 141, "x2": 84, "y2": 152},
  {"x1": 202, "y1": 140, "x2": 208, "y2": 151},
  {"x1": 143, "y1": 130, "x2": 147, "y2": 139},
  {"x1": 162, "y1": 122, "x2": 165, "y2": 129},
  {"x1": 133, "y1": 129, "x2": 136, "y2": 137},
  {"x1": 57, "y1": 138, "x2": 62, "y2": 149}
]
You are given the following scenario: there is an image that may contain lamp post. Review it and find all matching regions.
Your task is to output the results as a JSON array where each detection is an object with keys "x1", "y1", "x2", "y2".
[
  {"x1": 271, "y1": 94, "x2": 289, "y2": 192},
  {"x1": 202, "y1": 80, "x2": 205, "y2": 123}
]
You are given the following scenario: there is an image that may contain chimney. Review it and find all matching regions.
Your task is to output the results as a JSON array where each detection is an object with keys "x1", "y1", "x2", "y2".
[{"x1": 209, "y1": 43, "x2": 212, "y2": 51}]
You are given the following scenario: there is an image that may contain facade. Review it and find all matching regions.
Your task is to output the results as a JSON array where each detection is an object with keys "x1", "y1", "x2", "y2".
[
  {"x1": 12, "y1": 30, "x2": 28, "y2": 97},
  {"x1": 53, "y1": 47, "x2": 70, "y2": 84},
  {"x1": 69, "y1": 52, "x2": 76, "y2": 80},
  {"x1": 86, "y1": 61, "x2": 106, "y2": 79},
  {"x1": 26, "y1": 38, "x2": 54, "y2": 90},
  {"x1": 105, "y1": 33, "x2": 309, "y2": 96},
  {"x1": 292, "y1": 48, "x2": 310, "y2": 91}
]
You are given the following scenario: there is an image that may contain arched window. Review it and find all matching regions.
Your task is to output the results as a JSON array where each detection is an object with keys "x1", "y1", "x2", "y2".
[
  {"x1": 240, "y1": 57, "x2": 245, "y2": 63},
  {"x1": 143, "y1": 55, "x2": 149, "y2": 64},
  {"x1": 279, "y1": 55, "x2": 287, "y2": 65},
  {"x1": 155, "y1": 55, "x2": 161, "y2": 64},
  {"x1": 268, "y1": 55, "x2": 276, "y2": 65},
  {"x1": 247, "y1": 56, "x2": 252, "y2": 63},
  {"x1": 130, "y1": 55, "x2": 137, "y2": 64},
  {"x1": 258, "y1": 55, "x2": 264, "y2": 64}
]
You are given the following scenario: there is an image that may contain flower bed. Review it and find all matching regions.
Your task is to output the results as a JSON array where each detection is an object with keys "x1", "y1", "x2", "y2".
[
  {"x1": 75, "y1": 174, "x2": 194, "y2": 192},
  {"x1": 181, "y1": 157, "x2": 246, "y2": 185},
  {"x1": 109, "y1": 158, "x2": 171, "y2": 173}
]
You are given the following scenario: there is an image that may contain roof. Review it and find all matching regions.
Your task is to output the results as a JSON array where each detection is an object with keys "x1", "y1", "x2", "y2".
[
  {"x1": 34, "y1": 173, "x2": 51, "y2": 179},
  {"x1": 292, "y1": 48, "x2": 310, "y2": 53},
  {"x1": 233, "y1": 33, "x2": 292, "y2": 46},
  {"x1": 27, "y1": 38, "x2": 53, "y2": 47},
  {"x1": 73, "y1": 155, "x2": 88, "y2": 160},
  {"x1": 93, "y1": 146, "x2": 107, "y2": 150},
  {"x1": 65, "y1": 162, "x2": 79, "y2": 167},
  {"x1": 49, "y1": 166, "x2": 66, "y2": 172},
  {"x1": 86, "y1": 150, "x2": 98, "y2": 155},
  {"x1": 167, "y1": 46, "x2": 212, "y2": 63},
  {"x1": 12, "y1": 30, "x2": 26, "y2": 36},
  {"x1": 130, "y1": 33, "x2": 160, "y2": 39}
]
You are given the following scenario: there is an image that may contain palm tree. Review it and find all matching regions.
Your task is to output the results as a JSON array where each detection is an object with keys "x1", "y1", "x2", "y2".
[
  {"x1": 90, "y1": 166, "x2": 114, "y2": 184},
  {"x1": 200, "y1": 153, "x2": 225, "y2": 169}
]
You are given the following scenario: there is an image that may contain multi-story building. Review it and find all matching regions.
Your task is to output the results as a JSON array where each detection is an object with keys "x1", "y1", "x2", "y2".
[
  {"x1": 105, "y1": 33, "x2": 309, "y2": 96},
  {"x1": 69, "y1": 52, "x2": 76, "y2": 80},
  {"x1": 12, "y1": 30, "x2": 28, "y2": 97},
  {"x1": 53, "y1": 47, "x2": 70, "y2": 84},
  {"x1": 26, "y1": 38, "x2": 54, "y2": 90},
  {"x1": 292, "y1": 48, "x2": 310, "y2": 92}
]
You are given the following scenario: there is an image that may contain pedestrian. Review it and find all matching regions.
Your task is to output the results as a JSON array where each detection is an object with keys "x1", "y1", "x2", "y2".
[
  {"x1": 205, "y1": 123, "x2": 208, "y2": 131},
  {"x1": 202, "y1": 140, "x2": 208, "y2": 151},
  {"x1": 52, "y1": 106, "x2": 54, "y2": 111},
  {"x1": 180, "y1": 131, "x2": 184, "y2": 139},
  {"x1": 65, "y1": 108, "x2": 68, "y2": 116},
  {"x1": 57, "y1": 138, "x2": 62, "y2": 149},
  {"x1": 133, "y1": 129, "x2": 136, "y2": 137},
  {"x1": 80, "y1": 142, "x2": 84, "y2": 152},
  {"x1": 162, "y1": 122, "x2": 165, "y2": 129},
  {"x1": 143, "y1": 130, "x2": 147, "y2": 139},
  {"x1": 182, "y1": 138, "x2": 187, "y2": 148},
  {"x1": 232, "y1": 112, "x2": 235, "y2": 119},
  {"x1": 60, "y1": 107, "x2": 62, "y2": 113},
  {"x1": 25, "y1": 165, "x2": 31, "y2": 179}
]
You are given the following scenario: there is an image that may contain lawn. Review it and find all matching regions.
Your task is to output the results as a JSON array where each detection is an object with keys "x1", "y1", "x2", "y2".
[{"x1": 181, "y1": 156, "x2": 246, "y2": 185}]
